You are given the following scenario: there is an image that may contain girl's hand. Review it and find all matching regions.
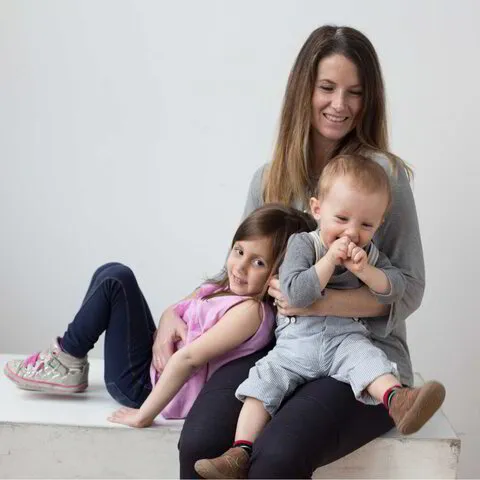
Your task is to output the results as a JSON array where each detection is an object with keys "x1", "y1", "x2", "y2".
[
  {"x1": 152, "y1": 307, "x2": 187, "y2": 373},
  {"x1": 344, "y1": 242, "x2": 368, "y2": 274},
  {"x1": 107, "y1": 407, "x2": 153, "y2": 428}
]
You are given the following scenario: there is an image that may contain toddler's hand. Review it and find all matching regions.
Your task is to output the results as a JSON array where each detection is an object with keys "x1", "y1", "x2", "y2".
[
  {"x1": 344, "y1": 242, "x2": 367, "y2": 274},
  {"x1": 325, "y1": 236, "x2": 350, "y2": 266}
]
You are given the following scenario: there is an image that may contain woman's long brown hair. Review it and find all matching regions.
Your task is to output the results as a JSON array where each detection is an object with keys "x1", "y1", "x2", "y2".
[{"x1": 265, "y1": 25, "x2": 412, "y2": 208}]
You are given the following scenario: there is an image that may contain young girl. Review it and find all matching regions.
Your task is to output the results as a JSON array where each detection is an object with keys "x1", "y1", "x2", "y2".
[{"x1": 4, "y1": 204, "x2": 316, "y2": 427}]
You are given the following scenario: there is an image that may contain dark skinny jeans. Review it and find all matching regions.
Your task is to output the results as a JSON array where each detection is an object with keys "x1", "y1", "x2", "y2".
[{"x1": 61, "y1": 262, "x2": 155, "y2": 407}]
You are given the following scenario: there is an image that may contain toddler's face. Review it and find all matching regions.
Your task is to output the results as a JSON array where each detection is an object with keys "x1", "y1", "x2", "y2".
[
  {"x1": 226, "y1": 236, "x2": 273, "y2": 297},
  {"x1": 311, "y1": 177, "x2": 388, "y2": 248}
]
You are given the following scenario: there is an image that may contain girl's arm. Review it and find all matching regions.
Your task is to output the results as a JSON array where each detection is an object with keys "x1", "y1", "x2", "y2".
[
  {"x1": 109, "y1": 299, "x2": 263, "y2": 427},
  {"x1": 152, "y1": 289, "x2": 200, "y2": 372}
]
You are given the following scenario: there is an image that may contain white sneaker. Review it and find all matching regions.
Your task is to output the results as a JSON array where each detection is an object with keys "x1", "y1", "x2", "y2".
[{"x1": 4, "y1": 338, "x2": 89, "y2": 393}]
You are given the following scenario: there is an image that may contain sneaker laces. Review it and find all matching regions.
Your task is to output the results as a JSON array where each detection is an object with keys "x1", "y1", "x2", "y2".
[{"x1": 23, "y1": 352, "x2": 46, "y2": 369}]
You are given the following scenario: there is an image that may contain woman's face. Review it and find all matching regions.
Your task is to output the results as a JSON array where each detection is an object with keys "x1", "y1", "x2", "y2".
[{"x1": 311, "y1": 54, "x2": 363, "y2": 147}]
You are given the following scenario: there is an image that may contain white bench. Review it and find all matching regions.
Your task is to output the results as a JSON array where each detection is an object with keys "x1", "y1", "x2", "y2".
[{"x1": 0, "y1": 354, "x2": 460, "y2": 479}]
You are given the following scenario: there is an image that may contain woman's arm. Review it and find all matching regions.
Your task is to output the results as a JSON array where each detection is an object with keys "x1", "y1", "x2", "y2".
[
  {"x1": 320, "y1": 287, "x2": 390, "y2": 316},
  {"x1": 272, "y1": 281, "x2": 389, "y2": 318},
  {"x1": 369, "y1": 157, "x2": 425, "y2": 332},
  {"x1": 109, "y1": 300, "x2": 262, "y2": 427}
]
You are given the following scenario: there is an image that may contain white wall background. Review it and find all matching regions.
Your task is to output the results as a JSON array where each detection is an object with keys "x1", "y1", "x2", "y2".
[{"x1": 1, "y1": 0, "x2": 479, "y2": 477}]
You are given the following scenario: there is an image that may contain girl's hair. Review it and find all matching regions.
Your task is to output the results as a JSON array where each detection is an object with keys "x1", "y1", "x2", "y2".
[
  {"x1": 206, "y1": 204, "x2": 317, "y2": 301},
  {"x1": 317, "y1": 154, "x2": 392, "y2": 213},
  {"x1": 265, "y1": 25, "x2": 412, "y2": 208}
]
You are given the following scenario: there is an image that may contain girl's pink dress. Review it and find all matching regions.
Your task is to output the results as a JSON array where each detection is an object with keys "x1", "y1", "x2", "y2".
[{"x1": 150, "y1": 283, "x2": 275, "y2": 419}]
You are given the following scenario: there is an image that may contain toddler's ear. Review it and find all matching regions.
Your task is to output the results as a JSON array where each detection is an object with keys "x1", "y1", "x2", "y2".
[{"x1": 309, "y1": 197, "x2": 321, "y2": 221}]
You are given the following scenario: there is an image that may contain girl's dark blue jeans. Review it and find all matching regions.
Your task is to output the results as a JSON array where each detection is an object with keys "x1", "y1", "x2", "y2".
[{"x1": 61, "y1": 262, "x2": 156, "y2": 407}]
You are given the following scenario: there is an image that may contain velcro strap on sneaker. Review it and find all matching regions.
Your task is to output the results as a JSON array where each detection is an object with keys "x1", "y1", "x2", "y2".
[{"x1": 47, "y1": 357, "x2": 68, "y2": 375}]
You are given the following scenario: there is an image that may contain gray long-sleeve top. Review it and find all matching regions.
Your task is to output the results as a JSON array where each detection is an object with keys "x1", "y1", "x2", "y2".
[
  {"x1": 280, "y1": 233, "x2": 406, "y2": 311},
  {"x1": 241, "y1": 154, "x2": 425, "y2": 386}
]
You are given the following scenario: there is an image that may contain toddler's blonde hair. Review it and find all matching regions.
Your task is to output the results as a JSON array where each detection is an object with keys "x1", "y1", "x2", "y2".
[{"x1": 316, "y1": 154, "x2": 392, "y2": 212}]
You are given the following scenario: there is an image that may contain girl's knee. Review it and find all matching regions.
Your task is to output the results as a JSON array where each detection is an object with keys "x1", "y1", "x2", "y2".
[
  {"x1": 94, "y1": 263, "x2": 135, "y2": 283},
  {"x1": 105, "y1": 381, "x2": 142, "y2": 408}
]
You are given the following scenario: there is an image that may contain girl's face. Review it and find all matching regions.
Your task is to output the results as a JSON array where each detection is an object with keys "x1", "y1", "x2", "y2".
[
  {"x1": 311, "y1": 54, "x2": 363, "y2": 148},
  {"x1": 226, "y1": 236, "x2": 273, "y2": 297}
]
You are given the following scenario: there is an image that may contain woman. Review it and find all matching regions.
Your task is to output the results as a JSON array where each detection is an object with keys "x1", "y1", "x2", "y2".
[{"x1": 159, "y1": 25, "x2": 424, "y2": 478}]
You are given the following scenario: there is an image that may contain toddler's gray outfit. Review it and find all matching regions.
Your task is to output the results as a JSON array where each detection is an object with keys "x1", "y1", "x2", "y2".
[{"x1": 236, "y1": 230, "x2": 406, "y2": 416}]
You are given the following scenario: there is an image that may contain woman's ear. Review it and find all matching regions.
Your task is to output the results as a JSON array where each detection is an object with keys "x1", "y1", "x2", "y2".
[{"x1": 310, "y1": 197, "x2": 321, "y2": 221}]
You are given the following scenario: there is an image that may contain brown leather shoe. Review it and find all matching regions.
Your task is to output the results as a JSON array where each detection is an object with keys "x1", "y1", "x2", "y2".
[
  {"x1": 389, "y1": 381, "x2": 446, "y2": 435},
  {"x1": 194, "y1": 447, "x2": 250, "y2": 479}
]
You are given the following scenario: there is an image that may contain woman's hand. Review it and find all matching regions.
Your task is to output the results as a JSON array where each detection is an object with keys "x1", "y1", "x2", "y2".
[
  {"x1": 152, "y1": 307, "x2": 187, "y2": 373},
  {"x1": 267, "y1": 276, "x2": 284, "y2": 306},
  {"x1": 108, "y1": 407, "x2": 153, "y2": 428},
  {"x1": 268, "y1": 276, "x2": 316, "y2": 317}
]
